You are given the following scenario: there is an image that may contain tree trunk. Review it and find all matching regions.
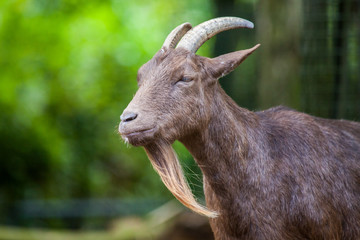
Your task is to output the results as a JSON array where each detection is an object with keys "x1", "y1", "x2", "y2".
[{"x1": 256, "y1": 0, "x2": 302, "y2": 110}]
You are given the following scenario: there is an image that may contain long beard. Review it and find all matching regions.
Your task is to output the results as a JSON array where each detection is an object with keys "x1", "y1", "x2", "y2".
[{"x1": 144, "y1": 141, "x2": 217, "y2": 218}]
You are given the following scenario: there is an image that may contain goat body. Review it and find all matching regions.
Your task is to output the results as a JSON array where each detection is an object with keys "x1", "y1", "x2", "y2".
[
  {"x1": 119, "y1": 17, "x2": 360, "y2": 239},
  {"x1": 181, "y1": 87, "x2": 360, "y2": 239}
]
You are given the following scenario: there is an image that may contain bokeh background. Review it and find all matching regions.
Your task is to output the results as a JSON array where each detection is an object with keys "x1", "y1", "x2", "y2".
[{"x1": 0, "y1": 0, "x2": 359, "y2": 239}]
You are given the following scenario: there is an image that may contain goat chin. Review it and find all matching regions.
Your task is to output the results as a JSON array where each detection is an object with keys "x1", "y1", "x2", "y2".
[{"x1": 144, "y1": 141, "x2": 218, "y2": 218}]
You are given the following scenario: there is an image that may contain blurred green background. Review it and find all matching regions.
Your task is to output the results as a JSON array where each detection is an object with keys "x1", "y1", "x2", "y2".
[{"x1": 0, "y1": 0, "x2": 359, "y2": 239}]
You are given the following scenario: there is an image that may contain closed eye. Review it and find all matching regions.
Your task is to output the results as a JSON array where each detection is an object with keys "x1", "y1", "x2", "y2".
[{"x1": 175, "y1": 76, "x2": 193, "y2": 85}]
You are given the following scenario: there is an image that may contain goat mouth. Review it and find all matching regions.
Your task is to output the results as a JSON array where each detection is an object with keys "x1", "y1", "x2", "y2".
[
  {"x1": 121, "y1": 127, "x2": 157, "y2": 146},
  {"x1": 123, "y1": 128, "x2": 155, "y2": 137}
]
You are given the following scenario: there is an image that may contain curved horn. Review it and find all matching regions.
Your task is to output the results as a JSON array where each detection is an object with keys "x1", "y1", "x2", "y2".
[
  {"x1": 176, "y1": 17, "x2": 254, "y2": 53},
  {"x1": 162, "y1": 22, "x2": 192, "y2": 49}
]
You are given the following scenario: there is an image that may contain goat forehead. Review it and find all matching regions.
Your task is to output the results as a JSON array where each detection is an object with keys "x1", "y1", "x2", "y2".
[
  {"x1": 156, "y1": 51, "x2": 188, "y2": 69},
  {"x1": 141, "y1": 52, "x2": 197, "y2": 83}
]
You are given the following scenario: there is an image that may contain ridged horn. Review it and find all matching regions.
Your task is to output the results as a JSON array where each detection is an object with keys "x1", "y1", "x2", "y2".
[
  {"x1": 162, "y1": 22, "x2": 192, "y2": 49},
  {"x1": 176, "y1": 17, "x2": 254, "y2": 53}
]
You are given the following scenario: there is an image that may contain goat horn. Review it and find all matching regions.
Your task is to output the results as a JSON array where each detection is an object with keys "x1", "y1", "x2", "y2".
[
  {"x1": 176, "y1": 17, "x2": 254, "y2": 53},
  {"x1": 162, "y1": 22, "x2": 192, "y2": 49}
]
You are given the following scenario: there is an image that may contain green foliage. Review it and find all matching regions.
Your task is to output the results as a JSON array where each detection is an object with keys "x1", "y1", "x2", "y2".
[{"x1": 0, "y1": 0, "x2": 213, "y2": 225}]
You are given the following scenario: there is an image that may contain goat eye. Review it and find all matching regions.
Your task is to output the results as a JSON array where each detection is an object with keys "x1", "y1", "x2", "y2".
[
  {"x1": 176, "y1": 76, "x2": 192, "y2": 84},
  {"x1": 182, "y1": 77, "x2": 191, "y2": 82}
]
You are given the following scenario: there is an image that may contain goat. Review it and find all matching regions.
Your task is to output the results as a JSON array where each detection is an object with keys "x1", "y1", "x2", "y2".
[{"x1": 118, "y1": 17, "x2": 360, "y2": 239}]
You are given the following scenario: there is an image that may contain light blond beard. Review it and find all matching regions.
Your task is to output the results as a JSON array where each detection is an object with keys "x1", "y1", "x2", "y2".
[{"x1": 144, "y1": 141, "x2": 218, "y2": 218}]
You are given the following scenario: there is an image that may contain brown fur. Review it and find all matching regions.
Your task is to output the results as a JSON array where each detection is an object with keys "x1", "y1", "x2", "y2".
[{"x1": 119, "y1": 45, "x2": 360, "y2": 239}]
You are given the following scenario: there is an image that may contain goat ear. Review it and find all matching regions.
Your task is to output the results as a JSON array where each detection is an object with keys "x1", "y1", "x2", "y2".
[{"x1": 207, "y1": 44, "x2": 260, "y2": 79}]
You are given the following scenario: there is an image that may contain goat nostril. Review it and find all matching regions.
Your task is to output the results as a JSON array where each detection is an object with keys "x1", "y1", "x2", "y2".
[{"x1": 121, "y1": 112, "x2": 138, "y2": 122}]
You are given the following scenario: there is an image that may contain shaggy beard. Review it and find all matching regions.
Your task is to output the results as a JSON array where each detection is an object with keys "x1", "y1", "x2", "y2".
[{"x1": 144, "y1": 141, "x2": 218, "y2": 218}]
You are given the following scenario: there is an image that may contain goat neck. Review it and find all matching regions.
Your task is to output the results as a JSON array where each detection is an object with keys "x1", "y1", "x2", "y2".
[{"x1": 180, "y1": 83, "x2": 259, "y2": 201}]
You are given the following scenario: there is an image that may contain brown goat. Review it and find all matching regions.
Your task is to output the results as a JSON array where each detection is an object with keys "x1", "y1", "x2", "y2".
[{"x1": 118, "y1": 17, "x2": 360, "y2": 239}]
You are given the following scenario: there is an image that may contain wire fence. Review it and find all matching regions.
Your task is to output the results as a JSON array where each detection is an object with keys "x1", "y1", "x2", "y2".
[{"x1": 301, "y1": 0, "x2": 360, "y2": 120}]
